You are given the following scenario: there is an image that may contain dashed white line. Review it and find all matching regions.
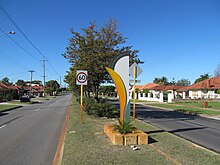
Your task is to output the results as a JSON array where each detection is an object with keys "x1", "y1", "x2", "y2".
[
  {"x1": 34, "y1": 108, "x2": 40, "y2": 111},
  {"x1": 0, "y1": 125, "x2": 6, "y2": 129}
]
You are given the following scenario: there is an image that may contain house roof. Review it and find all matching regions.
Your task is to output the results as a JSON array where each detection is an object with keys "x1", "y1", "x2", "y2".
[
  {"x1": 6, "y1": 85, "x2": 19, "y2": 90},
  {"x1": 188, "y1": 76, "x2": 220, "y2": 90},
  {"x1": 150, "y1": 85, "x2": 184, "y2": 91},
  {"x1": 140, "y1": 83, "x2": 159, "y2": 90},
  {"x1": 177, "y1": 76, "x2": 220, "y2": 91},
  {"x1": 136, "y1": 85, "x2": 143, "y2": 90},
  {"x1": 0, "y1": 83, "x2": 9, "y2": 89}
]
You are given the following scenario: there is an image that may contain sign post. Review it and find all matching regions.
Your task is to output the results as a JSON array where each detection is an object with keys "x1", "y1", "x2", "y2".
[
  {"x1": 133, "y1": 66, "x2": 136, "y2": 119},
  {"x1": 76, "y1": 70, "x2": 88, "y2": 123},
  {"x1": 129, "y1": 62, "x2": 143, "y2": 120}
]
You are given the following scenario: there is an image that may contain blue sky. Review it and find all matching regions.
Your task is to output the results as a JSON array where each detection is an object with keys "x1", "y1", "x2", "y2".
[{"x1": 0, "y1": 0, "x2": 220, "y2": 86}]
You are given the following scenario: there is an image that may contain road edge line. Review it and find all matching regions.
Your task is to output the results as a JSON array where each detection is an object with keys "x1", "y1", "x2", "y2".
[{"x1": 52, "y1": 98, "x2": 72, "y2": 165}]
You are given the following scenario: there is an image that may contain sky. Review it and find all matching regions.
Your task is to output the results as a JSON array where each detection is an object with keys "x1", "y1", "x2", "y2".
[{"x1": 0, "y1": 0, "x2": 220, "y2": 86}]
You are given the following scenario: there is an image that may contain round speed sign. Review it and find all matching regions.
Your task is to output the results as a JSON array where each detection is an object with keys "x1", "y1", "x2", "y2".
[{"x1": 76, "y1": 70, "x2": 88, "y2": 85}]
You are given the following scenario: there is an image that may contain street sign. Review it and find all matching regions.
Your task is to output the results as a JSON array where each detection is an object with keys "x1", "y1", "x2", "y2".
[
  {"x1": 129, "y1": 62, "x2": 143, "y2": 78},
  {"x1": 76, "y1": 70, "x2": 88, "y2": 85},
  {"x1": 129, "y1": 80, "x2": 141, "y2": 83}
]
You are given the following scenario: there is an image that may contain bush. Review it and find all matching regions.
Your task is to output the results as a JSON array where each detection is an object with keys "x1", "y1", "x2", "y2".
[
  {"x1": 83, "y1": 97, "x2": 117, "y2": 118},
  {"x1": 83, "y1": 97, "x2": 96, "y2": 115},
  {"x1": 5, "y1": 93, "x2": 12, "y2": 101},
  {"x1": 114, "y1": 119, "x2": 135, "y2": 134}
]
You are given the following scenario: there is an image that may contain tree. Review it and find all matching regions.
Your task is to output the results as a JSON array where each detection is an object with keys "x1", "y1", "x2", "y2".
[
  {"x1": 176, "y1": 78, "x2": 191, "y2": 86},
  {"x1": 194, "y1": 73, "x2": 211, "y2": 84},
  {"x1": 16, "y1": 79, "x2": 26, "y2": 86},
  {"x1": 32, "y1": 80, "x2": 42, "y2": 86},
  {"x1": 63, "y1": 18, "x2": 143, "y2": 101},
  {"x1": 153, "y1": 76, "x2": 169, "y2": 85},
  {"x1": 1, "y1": 77, "x2": 12, "y2": 85},
  {"x1": 99, "y1": 85, "x2": 115, "y2": 96},
  {"x1": 45, "y1": 80, "x2": 60, "y2": 96},
  {"x1": 214, "y1": 63, "x2": 220, "y2": 76}
]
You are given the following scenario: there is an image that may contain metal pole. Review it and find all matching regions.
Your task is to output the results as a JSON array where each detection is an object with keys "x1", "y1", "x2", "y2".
[
  {"x1": 133, "y1": 66, "x2": 137, "y2": 119},
  {"x1": 28, "y1": 70, "x2": 35, "y2": 96},
  {"x1": 41, "y1": 58, "x2": 47, "y2": 97},
  {"x1": 80, "y1": 85, "x2": 83, "y2": 122}
]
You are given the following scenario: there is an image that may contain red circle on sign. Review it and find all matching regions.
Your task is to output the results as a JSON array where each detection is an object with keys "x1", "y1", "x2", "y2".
[{"x1": 76, "y1": 72, "x2": 87, "y2": 83}]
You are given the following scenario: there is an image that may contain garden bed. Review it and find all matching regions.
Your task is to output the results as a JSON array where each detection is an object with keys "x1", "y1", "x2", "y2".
[{"x1": 104, "y1": 123, "x2": 148, "y2": 145}]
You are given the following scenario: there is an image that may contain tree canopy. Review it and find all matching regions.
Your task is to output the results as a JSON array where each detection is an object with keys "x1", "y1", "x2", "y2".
[
  {"x1": 214, "y1": 63, "x2": 220, "y2": 76},
  {"x1": 153, "y1": 76, "x2": 169, "y2": 85},
  {"x1": 1, "y1": 77, "x2": 12, "y2": 85},
  {"x1": 45, "y1": 80, "x2": 60, "y2": 96},
  {"x1": 63, "y1": 18, "x2": 143, "y2": 100},
  {"x1": 194, "y1": 73, "x2": 211, "y2": 84},
  {"x1": 176, "y1": 78, "x2": 191, "y2": 86}
]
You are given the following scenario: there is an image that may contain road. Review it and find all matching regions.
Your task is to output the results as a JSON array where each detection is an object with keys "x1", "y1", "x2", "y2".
[
  {"x1": 0, "y1": 92, "x2": 72, "y2": 165},
  {"x1": 134, "y1": 103, "x2": 220, "y2": 153}
]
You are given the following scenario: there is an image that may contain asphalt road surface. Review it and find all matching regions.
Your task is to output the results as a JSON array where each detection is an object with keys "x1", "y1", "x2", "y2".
[
  {"x1": 0, "y1": 92, "x2": 72, "y2": 165},
  {"x1": 134, "y1": 103, "x2": 220, "y2": 153}
]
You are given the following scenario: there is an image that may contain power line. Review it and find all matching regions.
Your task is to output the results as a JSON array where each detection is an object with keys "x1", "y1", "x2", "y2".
[
  {"x1": 0, "y1": 4, "x2": 61, "y2": 78},
  {"x1": 0, "y1": 28, "x2": 40, "y2": 61},
  {"x1": 0, "y1": 4, "x2": 46, "y2": 59}
]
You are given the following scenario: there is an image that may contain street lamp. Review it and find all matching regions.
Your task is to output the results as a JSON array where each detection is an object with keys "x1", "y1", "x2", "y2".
[{"x1": 0, "y1": 31, "x2": 16, "y2": 37}]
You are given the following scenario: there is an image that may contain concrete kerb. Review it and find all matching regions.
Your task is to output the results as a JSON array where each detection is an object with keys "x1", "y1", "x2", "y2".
[{"x1": 52, "y1": 99, "x2": 72, "y2": 165}]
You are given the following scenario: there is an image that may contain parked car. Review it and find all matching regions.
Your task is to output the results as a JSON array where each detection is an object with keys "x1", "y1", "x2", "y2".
[{"x1": 20, "y1": 95, "x2": 31, "y2": 102}]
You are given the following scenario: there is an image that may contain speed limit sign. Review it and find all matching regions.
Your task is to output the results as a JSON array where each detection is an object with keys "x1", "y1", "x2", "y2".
[{"x1": 76, "y1": 70, "x2": 88, "y2": 85}]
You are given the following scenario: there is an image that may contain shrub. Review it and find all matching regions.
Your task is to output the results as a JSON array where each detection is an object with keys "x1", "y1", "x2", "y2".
[
  {"x1": 83, "y1": 97, "x2": 117, "y2": 118},
  {"x1": 5, "y1": 93, "x2": 12, "y2": 101},
  {"x1": 114, "y1": 119, "x2": 135, "y2": 134}
]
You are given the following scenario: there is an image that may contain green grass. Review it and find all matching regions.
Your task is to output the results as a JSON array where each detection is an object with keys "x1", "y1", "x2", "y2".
[
  {"x1": 62, "y1": 96, "x2": 220, "y2": 165},
  {"x1": 146, "y1": 103, "x2": 220, "y2": 115},
  {"x1": 175, "y1": 101, "x2": 220, "y2": 110},
  {"x1": 0, "y1": 104, "x2": 21, "y2": 112}
]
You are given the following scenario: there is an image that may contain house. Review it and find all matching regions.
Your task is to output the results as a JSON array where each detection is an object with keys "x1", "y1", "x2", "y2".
[
  {"x1": 130, "y1": 82, "x2": 184, "y2": 102},
  {"x1": 32, "y1": 85, "x2": 44, "y2": 97},
  {"x1": 178, "y1": 76, "x2": 220, "y2": 99},
  {"x1": 0, "y1": 83, "x2": 20, "y2": 101},
  {"x1": 141, "y1": 84, "x2": 183, "y2": 102}
]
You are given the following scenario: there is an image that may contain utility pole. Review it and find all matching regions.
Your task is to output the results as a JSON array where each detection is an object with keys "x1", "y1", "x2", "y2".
[
  {"x1": 60, "y1": 76, "x2": 62, "y2": 88},
  {"x1": 41, "y1": 57, "x2": 47, "y2": 97},
  {"x1": 28, "y1": 70, "x2": 35, "y2": 96}
]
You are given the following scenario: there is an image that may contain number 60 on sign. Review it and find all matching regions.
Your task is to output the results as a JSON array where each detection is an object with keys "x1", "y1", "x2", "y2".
[{"x1": 76, "y1": 70, "x2": 88, "y2": 85}]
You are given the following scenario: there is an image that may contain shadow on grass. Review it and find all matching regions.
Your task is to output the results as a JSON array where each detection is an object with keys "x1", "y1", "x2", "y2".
[
  {"x1": 148, "y1": 136, "x2": 158, "y2": 144},
  {"x1": 169, "y1": 127, "x2": 207, "y2": 133}
]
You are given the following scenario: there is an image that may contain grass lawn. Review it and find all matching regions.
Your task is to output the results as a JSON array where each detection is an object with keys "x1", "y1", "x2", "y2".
[
  {"x1": 146, "y1": 103, "x2": 220, "y2": 115},
  {"x1": 175, "y1": 101, "x2": 220, "y2": 110},
  {"x1": 61, "y1": 96, "x2": 220, "y2": 165},
  {"x1": 0, "y1": 104, "x2": 21, "y2": 112}
]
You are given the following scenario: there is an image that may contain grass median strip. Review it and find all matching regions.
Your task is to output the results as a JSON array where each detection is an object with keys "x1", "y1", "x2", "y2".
[
  {"x1": 0, "y1": 104, "x2": 21, "y2": 112},
  {"x1": 62, "y1": 97, "x2": 220, "y2": 165}
]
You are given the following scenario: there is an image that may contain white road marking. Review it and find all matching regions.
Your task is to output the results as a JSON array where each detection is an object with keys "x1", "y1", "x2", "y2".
[
  {"x1": 0, "y1": 125, "x2": 6, "y2": 129},
  {"x1": 34, "y1": 108, "x2": 40, "y2": 111}
]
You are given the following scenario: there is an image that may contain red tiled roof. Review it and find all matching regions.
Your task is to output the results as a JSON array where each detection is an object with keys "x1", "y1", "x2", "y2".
[
  {"x1": 150, "y1": 85, "x2": 184, "y2": 91},
  {"x1": 136, "y1": 85, "x2": 143, "y2": 90},
  {"x1": 5, "y1": 85, "x2": 19, "y2": 90},
  {"x1": 189, "y1": 76, "x2": 220, "y2": 90},
  {"x1": 178, "y1": 76, "x2": 220, "y2": 91},
  {"x1": 0, "y1": 83, "x2": 8, "y2": 89},
  {"x1": 140, "y1": 83, "x2": 159, "y2": 90}
]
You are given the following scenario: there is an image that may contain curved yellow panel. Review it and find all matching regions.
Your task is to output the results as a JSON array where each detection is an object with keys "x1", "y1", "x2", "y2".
[{"x1": 106, "y1": 67, "x2": 126, "y2": 122}]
